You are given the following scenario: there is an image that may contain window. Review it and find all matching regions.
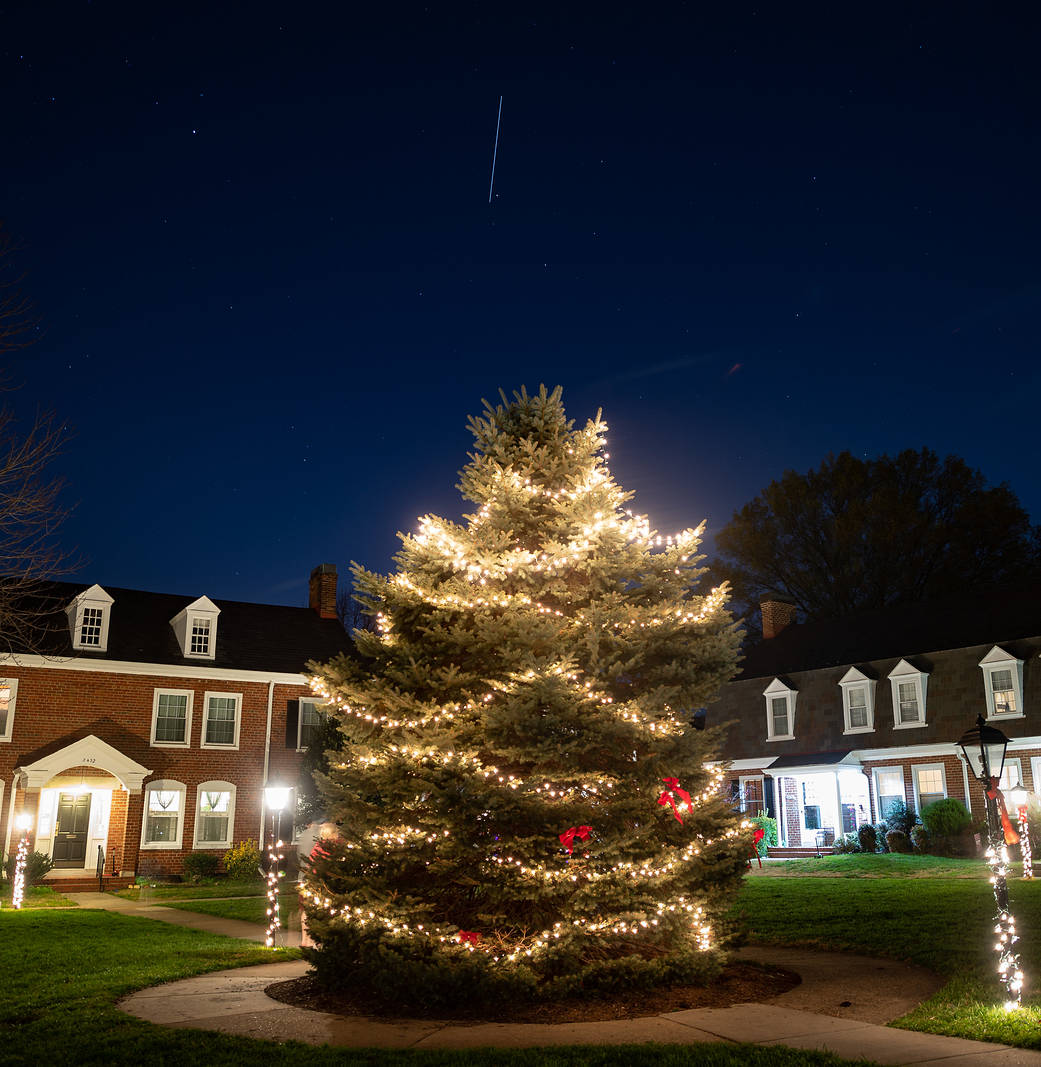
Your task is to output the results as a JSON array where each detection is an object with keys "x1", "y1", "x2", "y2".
[
  {"x1": 999, "y1": 759, "x2": 1023, "y2": 792},
  {"x1": 874, "y1": 767, "x2": 905, "y2": 821},
  {"x1": 739, "y1": 776, "x2": 764, "y2": 814},
  {"x1": 762, "y1": 678, "x2": 796, "y2": 741},
  {"x1": 0, "y1": 677, "x2": 17, "y2": 742},
  {"x1": 979, "y1": 647, "x2": 1025, "y2": 720},
  {"x1": 202, "y1": 691, "x2": 241, "y2": 749},
  {"x1": 839, "y1": 667, "x2": 876, "y2": 734},
  {"x1": 298, "y1": 698, "x2": 325, "y2": 750},
  {"x1": 194, "y1": 781, "x2": 236, "y2": 848},
  {"x1": 66, "y1": 584, "x2": 114, "y2": 652},
  {"x1": 151, "y1": 689, "x2": 193, "y2": 746},
  {"x1": 169, "y1": 596, "x2": 220, "y2": 659},
  {"x1": 802, "y1": 782, "x2": 822, "y2": 829},
  {"x1": 141, "y1": 780, "x2": 186, "y2": 849},
  {"x1": 913, "y1": 764, "x2": 947, "y2": 812},
  {"x1": 190, "y1": 617, "x2": 211, "y2": 655},
  {"x1": 1032, "y1": 757, "x2": 1041, "y2": 797},
  {"x1": 887, "y1": 660, "x2": 928, "y2": 729}
]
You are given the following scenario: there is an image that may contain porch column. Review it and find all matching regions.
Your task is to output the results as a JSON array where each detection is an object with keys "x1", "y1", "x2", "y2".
[{"x1": 834, "y1": 771, "x2": 844, "y2": 836}]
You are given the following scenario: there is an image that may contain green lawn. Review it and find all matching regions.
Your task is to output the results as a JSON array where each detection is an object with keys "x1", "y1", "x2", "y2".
[
  {"x1": 755, "y1": 854, "x2": 995, "y2": 878},
  {"x1": 164, "y1": 892, "x2": 299, "y2": 925},
  {"x1": 0, "y1": 909, "x2": 864, "y2": 1066},
  {"x1": 114, "y1": 880, "x2": 267, "y2": 901},
  {"x1": 0, "y1": 885, "x2": 78, "y2": 908},
  {"x1": 733, "y1": 866, "x2": 1041, "y2": 1047}
]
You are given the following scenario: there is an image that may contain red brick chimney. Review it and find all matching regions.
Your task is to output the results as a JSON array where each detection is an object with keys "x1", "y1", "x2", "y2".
[
  {"x1": 760, "y1": 593, "x2": 798, "y2": 639},
  {"x1": 309, "y1": 563, "x2": 338, "y2": 619}
]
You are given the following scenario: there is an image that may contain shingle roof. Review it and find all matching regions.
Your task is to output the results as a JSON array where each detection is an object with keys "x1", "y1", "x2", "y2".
[
  {"x1": 11, "y1": 580, "x2": 354, "y2": 674},
  {"x1": 738, "y1": 580, "x2": 1041, "y2": 681}
]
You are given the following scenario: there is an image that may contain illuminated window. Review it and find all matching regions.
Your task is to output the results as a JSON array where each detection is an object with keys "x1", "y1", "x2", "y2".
[
  {"x1": 141, "y1": 780, "x2": 186, "y2": 849},
  {"x1": 874, "y1": 767, "x2": 905, "y2": 820},
  {"x1": 913, "y1": 764, "x2": 947, "y2": 811},
  {"x1": 763, "y1": 678, "x2": 796, "y2": 740},
  {"x1": 979, "y1": 647, "x2": 1024, "y2": 720},
  {"x1": 999, "y1": 759, "x2": 1023, "y2": 792},
  {"x1": 887, "y1": 660, "x2": 928, "y2": 729},
  {"x1": 0, "y1": 678, "x2": 17, "y2": 741},
  {"x1": 194, "y1": 782, "x2": 235, "y2": 848},
  {"x1": 839, "y1": 667, "x2": 876, "y2": 734}
]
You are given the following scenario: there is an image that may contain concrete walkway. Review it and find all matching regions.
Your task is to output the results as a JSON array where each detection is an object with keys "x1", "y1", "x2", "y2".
[{"x1": 75, "y1": 893, "x2": 1041, "y2": 1063}]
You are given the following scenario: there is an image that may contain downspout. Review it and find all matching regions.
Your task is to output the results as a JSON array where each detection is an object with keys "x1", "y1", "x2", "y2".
[
  {"x1": 260, "y1": 679, "x2": 275, "y2": 852},
  {"x1": 959, "y1": 754, "x2": 973, "y2": 817}
]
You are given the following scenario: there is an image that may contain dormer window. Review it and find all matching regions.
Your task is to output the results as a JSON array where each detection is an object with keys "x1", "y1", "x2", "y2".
[
  {"x1": 763, "y1": 678, "x2": 797, "y2": 741},
  {"x1": 979, "y1": 646, "x2": 1024, "y2": 720},
  {"x1": 66, "y1": 585, "x2": 114, "y2": 652},
  {"x1": 170, "y1": 596, "x2": 220, "y2": 660},
  {"x1": 839, "y1": 667, "x2": 876, "y2": 734},
  {"x1": 887, "y1": 659, "x2": 929, "y2": 728}
]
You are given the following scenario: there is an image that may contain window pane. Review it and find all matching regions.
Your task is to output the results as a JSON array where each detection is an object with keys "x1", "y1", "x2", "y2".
[
  {"x1": 897, "y1": 682, "x2": 920, "y2": 723},
  {"x1": 0, "y1": 685, "x2": 9, "y2": 734},
  {"x1": 919, "y1": 792, "x2": 945, "y2": 809},
  {"x1": 991, "y1": 670, "x2": 1016, "y2": 714},
  {"x1": 205, "y1": 697, "x2": 236, "y2": 744},
  {"x1": 916, "y1": 768, "x2": 943, "y2": 794},
  {"x1": 742, "y1": 778, "x2": 763, "y2": 812},
  {"x1": 198, "y1": 814, "x2": 228, "y2": 842},
  {"x1": 770, "y1": 697, "x2": 789, "y2": 735},
  {"x1": 146, "y1": 789, "x2": 181, "y2": 843},
  {"x1": 155, "y1": 693, "x2": 188, "y2": 741},
  {"x1": 299, "y1": 700, "x2": 324, "y2": 748},
  {"x1": 190, "y1": 618, "x2": 210, "y2": 654},
  {"x1": 80, "y1": 606, "x2": 103, "y2": 646},
  {"x1": 1000, "y1": 762, "x2": 1022, "y2": 791},
  {"x1": 146, "y1": 815, "x2": 178, "y2": 842}
]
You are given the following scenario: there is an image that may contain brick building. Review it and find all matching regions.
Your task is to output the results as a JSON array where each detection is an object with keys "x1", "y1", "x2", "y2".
[
  {"x1": 0, "y1": 564, "x2": 352, "y2": 885},
  {"x1": 712, "y1": 584, "x2": 1041, "y2": 847}
]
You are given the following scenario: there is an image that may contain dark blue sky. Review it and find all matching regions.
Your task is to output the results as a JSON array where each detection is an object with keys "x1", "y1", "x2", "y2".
[{"x1": 4, "y1": 4, "x2": 1039, "y2": 606}]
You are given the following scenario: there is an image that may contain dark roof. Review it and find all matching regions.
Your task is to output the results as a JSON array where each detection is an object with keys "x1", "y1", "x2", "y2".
[
  {"x1": 12, "y1": 580, "x2": 354, "y2": 674},
  {"x1": 738, "y1": 581, "x2": 1041, "y2": 681},
  {"x1": 767, "y1": 751, "x2": 853, "y2": 770}
]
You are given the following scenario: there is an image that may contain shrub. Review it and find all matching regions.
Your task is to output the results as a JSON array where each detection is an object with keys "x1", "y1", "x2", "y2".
[
  {"x1": 834, "y1": 832, "x2": 860, "y2": 854},
  {"x1": 921, "y1": 798, "x2": 973, "y2": 837},
  {"x1": 910, "y1": 824, "x2": 929, "y2": 853},
  {"x1": 3, "y1": 850, "x2": 54, "y2": 886},
  {"x1": 857, "y1": 823, "x2": 878, "y2": 854},
  {"x1": 883, "y1": 800, "x2": 916, "y2": 836},
  {"x1": 183, "y1": 851, "x2": 220, "y2": 883},
  {"x1": 886, "y1": 829, "x2": 912, "y2": 854},
  {"x1": 223, "y1": 839, "x2": 263, "y2": 883},
  {"x1": 748, "y1": 811, "x2": 777, "y2": 857},
  {"x1": 874, "y1": 821, "x2": 889, "y2": 852}
]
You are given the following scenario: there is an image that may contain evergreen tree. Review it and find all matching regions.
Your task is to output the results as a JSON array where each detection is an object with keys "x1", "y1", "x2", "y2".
[{"x1": 302, "y1": 386, "x2": 744, "y2": 1009}]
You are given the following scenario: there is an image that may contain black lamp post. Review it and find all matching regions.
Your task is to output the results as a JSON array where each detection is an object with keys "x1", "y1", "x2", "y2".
[{"x1": 957, "y1": 714, "x2": 1024, "y2": 1009}]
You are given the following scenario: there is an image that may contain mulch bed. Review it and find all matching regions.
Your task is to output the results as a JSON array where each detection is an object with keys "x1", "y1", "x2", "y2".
[{"x1": 266, "y1": 961, "x2": 800, "y2": 1025}]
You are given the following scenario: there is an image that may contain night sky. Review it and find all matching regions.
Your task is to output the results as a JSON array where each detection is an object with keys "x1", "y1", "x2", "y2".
[{"x1": 4, "y1": 5, "x2": 1039, "y2": 608}]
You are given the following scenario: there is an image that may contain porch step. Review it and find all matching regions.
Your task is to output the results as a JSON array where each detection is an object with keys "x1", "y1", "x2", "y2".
[
  {"x1": 767, "y1": 846, "x2": 836, "y2": 859},
  {"x1": 43, "y1": 876, "x2": 135, "y2": 893}
]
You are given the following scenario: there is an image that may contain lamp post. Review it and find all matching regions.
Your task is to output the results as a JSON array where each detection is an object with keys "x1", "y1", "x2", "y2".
[
  {"x1": 1006, "y1": 788, "x2": 1033, "y2": 880},
  {"x1": 263, "y1": 784, "x2": 291, "y2": 948},
  {"x1": 957, "y1": 714, "x2": 1024, "y2": 1009},
  {"x1": 11, "y1": 813, "x2": 32, "y2": 910}
]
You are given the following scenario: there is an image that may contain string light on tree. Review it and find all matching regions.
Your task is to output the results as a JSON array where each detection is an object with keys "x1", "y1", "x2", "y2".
[
  {"x1": 301, "y1": 386, "x2": 745, "y2": 1010},
  {"x1": 11, "y1": 813, "x2": 32, "y2": 910},
  {"x1": 1006, "y1": 789, "x2": 1033, "y2": 880},
  {"x1": 263, "y1": 784, "x2": 291, "y2": 949}
]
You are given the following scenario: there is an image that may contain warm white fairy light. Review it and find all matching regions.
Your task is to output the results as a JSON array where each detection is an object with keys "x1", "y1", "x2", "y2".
[
  {"x1": 1012, "y1": 799, "x2": 1033, "y2": 880},
  {"x1": 11, "y1": 815, "x2": 32, "y2": 910},
  {"x1": 264, "y1": 830, "x2": 285, "y2": 948},
  {"x1": 985, "y1": 842, "x2": 1024, "y2": 1009}
]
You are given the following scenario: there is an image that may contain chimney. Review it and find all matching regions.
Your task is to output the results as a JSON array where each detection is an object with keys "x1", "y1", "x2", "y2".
[
  {"x1": 309, "y1": 563, "x2": 338, "y2": 619},
  {"x1": 760, "y1": 592, "x2": 797, "y2": 640}
]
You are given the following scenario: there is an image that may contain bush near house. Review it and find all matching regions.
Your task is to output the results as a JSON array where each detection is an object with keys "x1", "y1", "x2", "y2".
[
  {"x1": 182, "y1": 851, "x2": 220, "y2": 884},
  {"x1": 3, "y1": 849, "x2": 54, "y2": 886},
  {"x1": 883, "y1": 799, "x2": 916, "y2": 836},
  {"x1": 857, "y1": 824, "x2": 878, "y2": 853},
  {"x1": 222, "y1": 839, "x2": 263, "y2": 883},
  {"x1": 748, "y1": 812, "x2": 777, "y2": 856},
  {"x1": 910, "y1": 824, "x2": 929, "y2": 853},
  {"x1": 886, "y1": 829, "x2": 912, "y2": 853}
]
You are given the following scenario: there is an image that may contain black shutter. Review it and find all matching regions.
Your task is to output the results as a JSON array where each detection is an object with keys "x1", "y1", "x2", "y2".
[
  {"x1": 764, "y1": 777, "x2": 777, "y2": 820},
  {"x1": 285, "y1": 700, "x2": 299, "y2": 749}
]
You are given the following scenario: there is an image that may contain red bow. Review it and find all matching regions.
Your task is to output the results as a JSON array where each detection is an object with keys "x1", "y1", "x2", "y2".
[
  {"x1": 559, "y1": 825, "x2": 592, "y2": 854},
  {"x1": 753, "y1": 828, "x2": 765, "y2": 844},
  {"x1": 987, "y1": 779, "x2": 1021, "y2": 846},
  {"x1": 457, "y1": 930, "x2": 481, "y2": 945},
  {"x1": 658, "y1": 777, "x2": 692, "y2": 824}
]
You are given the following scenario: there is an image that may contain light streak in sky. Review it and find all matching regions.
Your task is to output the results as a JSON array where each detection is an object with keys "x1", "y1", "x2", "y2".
[{"x1": 488, "y1": 95, "x2": 503, "y2": 203}]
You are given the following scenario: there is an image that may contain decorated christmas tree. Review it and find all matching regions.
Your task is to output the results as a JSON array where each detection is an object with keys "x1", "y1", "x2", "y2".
[{"x1": 302, "y1": 386, "x2": 745, "y2": 1009}]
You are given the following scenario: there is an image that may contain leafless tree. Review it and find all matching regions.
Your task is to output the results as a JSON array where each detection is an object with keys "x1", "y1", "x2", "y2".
[
  {"x1": 335, "y1": 583, "x2": 377, "y2": 635},
  {"x1": 0, "y1": 224, "x2": 75, "y2": 655}
]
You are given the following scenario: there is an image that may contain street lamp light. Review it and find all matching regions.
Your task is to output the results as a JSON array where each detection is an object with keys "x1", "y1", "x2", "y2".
[
  {"x1": 12, "y1": 813, "x2": 32, "y2": 910},
  {"x1": 957, "y1": 714, "x2": 1024, "y2": 1009},
  {"x1": 263, "y1": 783, "x2": 291, "y2": 948},
  {"x1": 1006, "y1": 788, "x2": 1033, "y2": 880}
]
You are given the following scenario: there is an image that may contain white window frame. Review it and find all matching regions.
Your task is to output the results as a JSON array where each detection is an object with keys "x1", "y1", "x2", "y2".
[
  {"x1": 66, "y1": 585, "x2": 114, "y2": 652},
  {"x1": 169, "y1": 596, "x2": 220, "y2": 660},
  {"x1": 763, "y1": 678, "x2": 796, "y2": 741},
  {"x1": 140, "y1": 779, "x2": 186, "y2": 850},
  {"x1": 0, "y1": 677, "x2": 17, "y2": 742},
  {"x1": 887, "y1": 659, "x2": 928, "y2": 729},
  {"x1": 201, "y1": 691, "x2": 242, "y2": 750},
  {"x1": 193, "y1": 780, "x2": 236, "y2": 849},
  {"x1": 839, "y1": 667, "x2": 876, "y2": 735},
  {"x1": 1031, "y1": 757, "x2": 1041, "y2": 797},
  {"x1": 738, "y1": 774, "x2": 765, "y2": 814},
  {"x1": 150, "y1": 688, "x2": 194, "y2": 747},
  {"x1": 872, "y1": 765, "x2": 906, "y2": 822},
  {"x1": 912, "y1": 763, "x2": 948, "y2": 814},
  {"x1": 978, "y1": 646, "x2": 1025, "y2": 721},
  {"x1": 999, "y1": 758, "x2": 1023, "y2": 792},
  {"x1": 297, "y1": 697, "x2": 326, "y2": 751}
]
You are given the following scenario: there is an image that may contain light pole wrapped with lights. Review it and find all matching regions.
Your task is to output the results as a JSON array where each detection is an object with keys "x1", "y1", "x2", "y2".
[
  {"x1": 1006, "y1": 788, "x2": 1033, "y2": 880},
  {"x1": 958, "y1": 714, "x2": 1024, "y2": 1009},
  {"x1": 11, "y1": 813, "x2": 32, "y2": 910},
  {"x1": 263, "y1": 784, "x2": 291, "y2": 948}
]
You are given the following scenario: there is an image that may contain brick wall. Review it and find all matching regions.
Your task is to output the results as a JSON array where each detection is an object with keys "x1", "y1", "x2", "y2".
[{"x1": 782, "y1": 777, "x2": 801, "y2": 846}]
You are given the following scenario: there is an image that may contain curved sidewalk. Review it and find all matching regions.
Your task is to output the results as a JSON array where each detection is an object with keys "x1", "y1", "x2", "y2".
[{"x1": 98, "y1": 888, "x2": 1041, "y2": 1065}]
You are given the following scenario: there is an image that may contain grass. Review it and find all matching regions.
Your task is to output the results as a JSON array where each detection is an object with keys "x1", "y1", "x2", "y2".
[
  {"x1": 114, "y1": 880, "x2": 267, "y2": 901},
  {"x1": 733, "y1": 861, "x2": 1041, "y2": 1048},
  {"x1": 164, "y1": 892, "x2": 299, "y2": 925},
  {"x1": 754, "y1": 853, "x2": 994, "y2": 878},
  {"x1": 0, "y1": 885, "x2": 78, "y2": 909},
  {"x1": 0, "y1": 909, "x2": 863, "y2": 1067}
]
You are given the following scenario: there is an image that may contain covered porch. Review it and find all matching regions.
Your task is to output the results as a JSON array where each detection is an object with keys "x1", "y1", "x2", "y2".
[{"x1": 765, "y1": 752, "x2": 871, "y2": 849}]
